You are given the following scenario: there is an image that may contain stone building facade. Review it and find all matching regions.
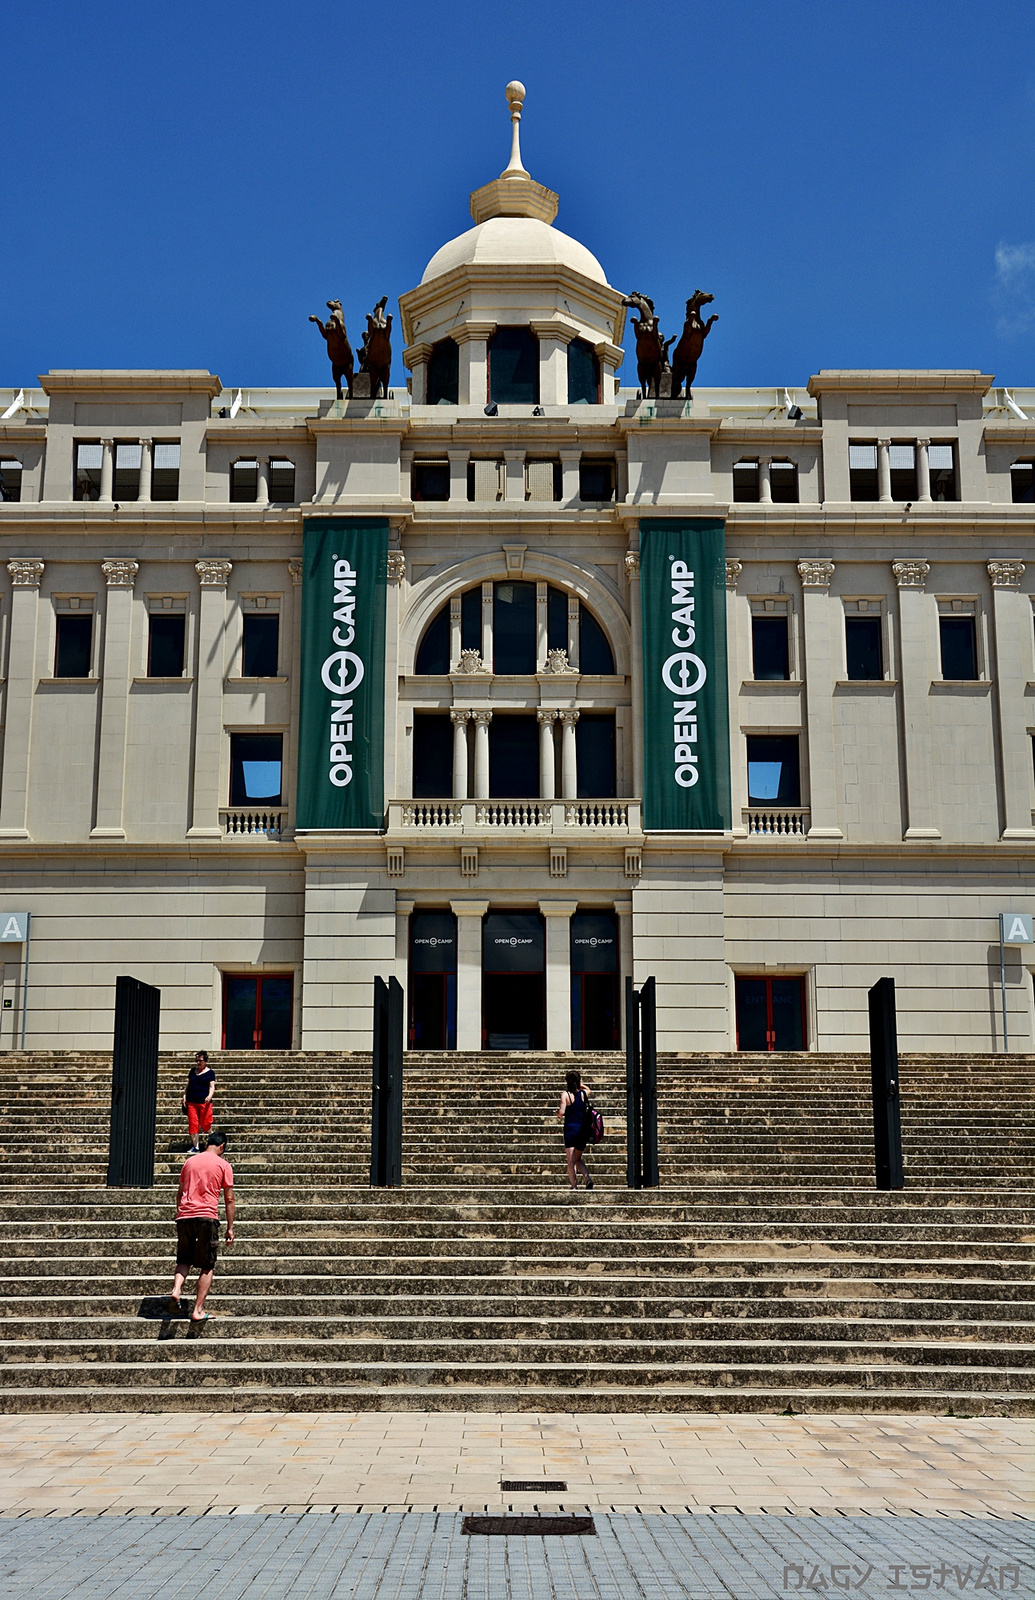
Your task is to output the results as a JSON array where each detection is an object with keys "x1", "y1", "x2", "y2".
[{"x1": 1, "y1": 97, "x2": 1033, "y2": 1056}]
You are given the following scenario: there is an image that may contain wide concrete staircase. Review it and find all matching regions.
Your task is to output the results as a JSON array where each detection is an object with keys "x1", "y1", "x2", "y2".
[{"x1": 0, "y1": 1049, "x2": 1033, "y2": 1415}]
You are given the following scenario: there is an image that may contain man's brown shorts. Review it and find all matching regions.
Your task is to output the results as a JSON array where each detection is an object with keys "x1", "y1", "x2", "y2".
[{"x1": 175, "y1": 1218, "x2": 219, "y2": 1271}]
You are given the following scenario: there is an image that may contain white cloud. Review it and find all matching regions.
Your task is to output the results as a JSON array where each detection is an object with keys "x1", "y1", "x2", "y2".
[{"x1": 994, "y1": 240, "x2": 1035, "y2": 337}]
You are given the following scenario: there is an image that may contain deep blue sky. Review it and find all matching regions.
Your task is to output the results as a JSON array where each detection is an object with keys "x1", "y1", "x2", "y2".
[{"x1": 4, "y1": 1, "x2": 1035, "y2": 391}]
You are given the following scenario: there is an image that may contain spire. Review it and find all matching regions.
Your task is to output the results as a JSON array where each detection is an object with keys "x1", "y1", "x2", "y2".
[{"x1": 469, "y1": 81, "x2": 559, "y2": 226}]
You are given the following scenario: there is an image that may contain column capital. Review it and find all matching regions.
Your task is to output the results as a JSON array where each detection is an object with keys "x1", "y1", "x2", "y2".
[
  {"x1": 100, "y1": 437, "x2": 114, "y2": 448},
  {"x1": 7, "y1": 558, "x2": 44, "y2": 588},
  {"x1": 724, "y1": 558, "x2": 742, "y2": 590},
  {"x1": 452, "y1": 322, "x2": 496, "y2": 345},
  {"x1": 137, "y1": 436, "x2": 152, "y2": 447},
  {"x1": 450, "y1": 899, "x2": 489, "y2": 916},
  {"x1": 196, "y1": 559, "x2": 232, "y2": 588},
  {"x1": 288, "y1": 559, "x2": 303, "y2": 585},
  {"x1": 530, "y1": 318, "x2": 578, "y2": 344},
  {"x1": 402, "y1": 341, "x2": 433, "y2": 367},
  {"x1": 386, "y1": 551, "x2": 406, "y2": 583},
  {"x1": 892, "y1": 559, "x2": 930, "y2": 590},
  {"x1": 538, "y1": 899, "x2": 579, "y2": 916},
  {"x1": 625, "y1": 549, "x2": 640, "y2": 579},
  {"x1": 395, "y1": 898, "x2": 416, "y2": 916},
  {"x1": 797, "y1": 559, "x2": 834, "y2": 589},
  {"x1": 100, "y1": 558, "x2": 139, "y2": 588},
  {"x1": 877, "y1": 437, "x2": 891, "y2": 448},
  {"x1": 471, "y1": 708, "x2": 493, "y2": 726},
  {"x1": 987, "y1": 559, "x2": 1025, "y2": 589},
  {"x1": 450, "y1": 707, "x2": 473, "y2": 725},
  {"x1": 916, "y1": 437, "x2": 930, "y2": 448},
  {"x1": 537, "y1": 707, "x2": 558, "y2": 724},
  {"x1": 558, "y1": 708, "x2": 580, "y2": 725}
]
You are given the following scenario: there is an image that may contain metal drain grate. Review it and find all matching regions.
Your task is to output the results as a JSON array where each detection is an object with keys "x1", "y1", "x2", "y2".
[
  {"x1": 463, "y1": 1515, "x2": 595, "y2": 1537},
  {"x1": 499, "y1": 1480, "x2": 568, "y2": 1493}
]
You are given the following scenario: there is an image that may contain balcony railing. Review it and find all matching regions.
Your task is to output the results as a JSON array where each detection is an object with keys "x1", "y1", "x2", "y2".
[
  {"x1": 220, "y1": 807, "x2": 286, "y2": 839},
  {"x1": 387, "y1": 799, "x2": 641, "y2": 839},
  {"x1": 744, "y1": 806, "x2": 810, "y2": 837}
]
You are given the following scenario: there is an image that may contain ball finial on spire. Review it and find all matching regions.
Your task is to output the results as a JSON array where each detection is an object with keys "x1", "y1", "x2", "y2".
[{"x1": 503, "y1": 80, "x2": 528, "y2": 175}]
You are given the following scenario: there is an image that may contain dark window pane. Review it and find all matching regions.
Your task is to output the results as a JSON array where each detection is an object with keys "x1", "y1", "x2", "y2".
[
  {"x1": 488, "y1": 715, "x2": 538, "y2": 796},
  {"x1": 230, "y1": 460, "x2": 258, "y2": 503},
  {"x1": 0, "y1": 460, "x2": 23, "y2": 501},
  {"x1": 229, "y1": 732, "x2": 282, "y2": 805},
  {"x1": 576, "y1": 713, "x2": 616, "y2": 797},
  {"x1": 578, "y1": 459, "x2": 614, "y2": 501},
  {"x1": 735, "y1": 977, "x2": 769, "y2": 1050},
  {"x1": 746, "y1": 734, "x2": 800, "y2": 806},
  {"x1": 547, "y1": 586, "x2": 568, "y2": 650},
  {"x1": 152, "y1": 442, "x2": 180, "y2": 501},
  {"x1": 845, "y1": 615, "x2": 883, "y2": 680},
  {"x1": 413, "y1": 461, "x2": 450, "y2": 501},
  {"x1": 493, "y1": 580, "x2": 536, "y2": 674},
  {"x1": 849, "y1": 442, "x2": 877, "y2": 501},
  {"x1": 770, "y1": 461, "x2": 798, "y2": 503},
  {"x1": 488, "y1": 326, "x2": 539, "y2": 405},
  {"x1": 54, "y1": 614, "x2": 92, "y2": 678},
  {"x1": 269, "y1": 459, "x2": 295, "y2": 503},
  {"x1": 224, "y1": 976, "x2": 257, "y2": 1049},
  {"x1": 771, "y1": 978, "x2": 805, "y2": 1050},
  {"x1": 410, "y1": 911, "x2": 458, "y2": 973},
  {"x1": 889, "y1": 443, "x2": 916, "y2": 502},
  {"x1": 940, "y1": 616, "x2": 977, "y2": 681},
  {"x1": 928, "y1": 445, "x2": 955, "y2": 502},
  {"x1": 570, "y1": 912, "x2": 618, "y2": 974},
  {"x1": 461, "y1": 587, "x2": 481, "y2": 650},
  {"x1": 413, "y1": 713, "x2": 453, "y2": 797},
  {"x1": 427, "y1": 338, "x2": 459, "y2": 405},
  {"x1": 482, "y1": 912, "x2": 545, "y2": 973},
  {"x1": 751, "y1": 615, "x2": 789, "y2": 680},
  {"x1": 567, "y1": 338, "x2": 599, "y2": 405},
  {"x1": 579, "y1": 605, "x2": 614, "y2": 674},
  {"x1": 415, "y1": 605, "x2": 450, "y2": 674},
  {"x1": 113, "y1": 442, "x2": 140, "y2": 501},
  {"x1": 733, "y1": 461, "x2": 759, "y2": 502},
  {"x1": 74, "y1": 442, "x2": 102, "y2": 501},
  {"x1": 242, "y1": 613, "x2": 279, "y2": 676},
  {"x1": 148, "y1": 613, "x2": 185, "y2": 677},
  {"x1": 1011, "y1": 462, "x2": 1034, "y2": 503},
  {"x1": 258, "y1": 975, "x2": 292, "y2": 1049}
]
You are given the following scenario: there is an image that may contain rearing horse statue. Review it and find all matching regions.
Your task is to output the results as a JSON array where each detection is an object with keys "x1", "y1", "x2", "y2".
[
  {"x1": 358, "y1": 296, "x2": 393, "y2": 400},
  {"x1": 309, "y1": 300, "x2": 354, "y2": 400},
  {"x1": 670, "y1": 291, "x2": 718, "y2": 400},
  {"x1": 621, "y1": 292, "x2": 672, "y2": 399}
]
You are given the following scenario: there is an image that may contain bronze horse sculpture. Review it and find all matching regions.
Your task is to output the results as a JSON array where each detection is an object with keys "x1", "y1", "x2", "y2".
[
  {"x1": 309, "y1": 300, "x2": 354, "y2": 400},
  {"x1": 621, "y1": 292, "x2": 672, "y2": 399},
  {"x1": 358, "y1": 296, "x2": 393, "y2": 400},
  {"x1": 670, "y1": 291, "x2": 718, "y2": 400}
]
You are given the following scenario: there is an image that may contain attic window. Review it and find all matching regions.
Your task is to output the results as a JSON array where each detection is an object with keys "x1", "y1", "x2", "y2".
[
  {"x1": 0, "y1": 459, "x2": 22, "y2": 502},
  {"x1": 231, "y1": 459, "x2": 258, "y2": 503},
  {"x1": 567, "y1": 338, "x2": 600, "y2": 405},
  {"x1": 1012, "y1": 459, "x2": 1035, "y2": 503},
  {"x1": 889, "y1": 443, "x2": 916, "y2": 502},
  {"x1": 74, "y1": 442, "x2": 103, "y2": 501},
  {"x1": 733, "y1": 460, "x2": 759, "y2": 502},
  {"x1": 269, "y1": 459, "x2": 296, "y2": 503},
  {"x1": 113, "y1": 442, "x2": 141, "y2": 501},
  {"x1": 770, "y1": 460, "x2": 798, "y2": 503},
  {"x1": 849, "y1": 443, "x2": 878, "y2": 501},
  {"x1": 928, "y1": 444, "x2": 956, "y2": 502},
  {"x1": 427, "y1": 338, "x2": 459, "y2": 405},
  {"x1": 488, "y1": 327, "x2": 539, "y2": 406},
  {"x1": 152, "y1": 442, "x2": 180, "y2": 501}
]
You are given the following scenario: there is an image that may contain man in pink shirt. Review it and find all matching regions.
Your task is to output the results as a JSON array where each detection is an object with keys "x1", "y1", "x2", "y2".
[{"x1": 168, "y1": 1130, "x2": 235, "y2": 1322}]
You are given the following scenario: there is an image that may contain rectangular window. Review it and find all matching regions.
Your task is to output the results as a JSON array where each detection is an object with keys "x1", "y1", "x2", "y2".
[
  {"x1": 229, "y1": 732, "x2": 283, "y2": 806},
  {"x1": 928, "y1": 443, "x2": 956, "y2": 502},
  {"x1": 242, "y1": 612, "x2": 279, "y2": 677},
  {"x1": 733, "y1": 460, "x2": 759, "y2": 502},
  {"x1": 575, "y1": 713, "x2": 617, "y2": 798},
  {"x1": 113, "y1": 442, "x2": 141, "y2": 501},
  {"x1": 54, "y1": 613, "x2": 92, "y2": 678},
  {"x1": 769, "y1": 460, "x2": 798, "y2": 503},
  {"x1": 488, "y1": 714, "x2": 539, "y2": 797},
  {"x1": 1011, "y1": 460, "x2": 1034, "y2": 503},
  {"x1": 151, "y1": 442, "x2": 180, "y2": 501},
  {"x1": 412, "y1": 460, "x2": 450, "y2": 501},
  {"x1": 751, "y1": 614, "x2": 790, "y2": 680},
  {"x1": 578, "y1": 458, "x2": 615, "y2": 502},
  {"x1": 735, "y1": 975, "x2": 806, "y2": 1051},
  {"x1": 939, "y1": 614, "x2": 978, "y2": 681},
  {"x1": 230, "y1": 459, "x2": 258, "y2": 502},
  {"x1": 74, "y1": 441, "x2": 103, "y2": 501},
  {"x1": 889, "y1": 442, "x2": 916, "y2": 501},
  {"x1": 845, "y1": 615, "x2": 883, "y2": 680},
  {"x1": 0, "y1": 459, "x2": 22, "y2": 502},
  {"x1": 746, "y1": 734, "x2": 801, "y2": 806},
  {"x1": 412, "y1": 712, "x2": 454, "y2": 797},
  {"x1": 849, "y1": 443, "x2": 878, "y2": 500},
  {"x1": 526, "y1": 459, "x2": 560, "y2": 502},
  {"x1": 147, "y1": 613, "x2": 186, "y2": 677},
  {"x1": 269, "y1": 458, "x2": 295, "y2": 503}
]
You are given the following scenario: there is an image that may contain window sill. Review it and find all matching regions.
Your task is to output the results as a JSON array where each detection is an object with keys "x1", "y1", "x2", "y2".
[
  {"x1": 226, "y1": 676, "x2": 289, "y2": 685},
  {"x1": 133, "y1": 675, "x2": 194, "y2": 685},
  {"x1": 741, "y1": 679, "x2": 801, "y2": 689},
  {"x1": 930, "y1": 679, "x2": 991, "y2": 691},
  {"x1": 834, "y1": 678, "x2": 899, "y2": 688},
  {"x1": 38, "y1": 676, "x2": 99, "y2": 687}
]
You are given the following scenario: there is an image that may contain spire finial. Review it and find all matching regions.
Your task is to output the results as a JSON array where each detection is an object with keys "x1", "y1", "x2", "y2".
[{"x1": 503, "y1": 80, "x2": 527, "y2": 176}]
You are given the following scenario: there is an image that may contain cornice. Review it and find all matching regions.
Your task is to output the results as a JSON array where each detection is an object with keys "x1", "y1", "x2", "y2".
[
  {"x1": 399, "y1": 264, "x2": 626, "y2": 346},
  {"x1": 983, "y1": 424, "x2": 1035, "y2": 444},
  {"x1": 715, "y1": 422, "x2": 824, "y2": 444},
  {"x1": 617, "y1": 415, "x2": 720, "y2": 437},
  {"x1": 307, "y1": 416, "x2": 409, "y2": 438},
  {"x1": 40, "y1": 370, "x2": 223, "y2": 397},
  {"x1": 807, "y1": 370, "x2": 994, "y2": 396},
  {"x1": 205, "y1": 422, "x2": 312, "y2": 442},
  {"x1": 0, "y1": 424, "x2": 47, "y2": 441}
]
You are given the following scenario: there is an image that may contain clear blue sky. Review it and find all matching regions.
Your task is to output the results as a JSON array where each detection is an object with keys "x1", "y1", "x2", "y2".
[{"x1": 4, "y1": 1, "x2": 1035, "y2": 391}]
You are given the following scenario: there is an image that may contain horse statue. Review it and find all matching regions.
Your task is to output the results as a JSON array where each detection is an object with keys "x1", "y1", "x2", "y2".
[
  {"x1": 621, "y1": 292, "x2": 673, "y2": 399},
  {"x1": 309, "y1": 300, "x2": 354, "y2": 400},
  {"x1": 358, "y1": 296, "x2": 393, "y2": 400},
  {"x1": 670, "y1": 291, "x2": 718, "y2": 399}
]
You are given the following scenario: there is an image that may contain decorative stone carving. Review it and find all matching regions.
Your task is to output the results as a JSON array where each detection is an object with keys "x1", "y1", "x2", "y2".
[
  {"x1": 536, "y1": 708, "x2": 558, "y2": 724},
  {"x1": 471, "y1": 708, "x2": 493, "y2": 726},
  {"x1": 455, "y1": 648, "x2": 489, "y2": 675},
  {"x1": 797, "y1": 559, "x2": 835, "y2": 588},
  {"x1": 196, "y1": 559, "x2": 232, "y2": 588},
  {"x1": 724, "y1": 558, "x2": 742, "y2": 590},
  {"x1": 892, "y1": 559, "x2": 930, "y2": 590},
  {"x1": 100, "y1": 559, "x2": 139, "y2": 588},
  {"x1": 7, "y1": 559, "x2": 44, "y2": 588},
  {"x1": 987, "y1": 560, "x2": 1025, "y2": 589},
  {"x1": 450, "y1": 708, "x2": 472, "y2": 725},
  {"x1": 624, "y1": 550, "x2": 640, "y2": 578},
  {"x1": 558, "y1": 708, "x2": 580, "y2": 726},
  {"x1": 288, "y1": 559, "x2": 303, "y2": 586},
  {"x1": 544, "y1": 648, "x2": 575, "y2": 674},
  {"x1": 386, "y1": 551, "x2": 405, "y2": 583}
]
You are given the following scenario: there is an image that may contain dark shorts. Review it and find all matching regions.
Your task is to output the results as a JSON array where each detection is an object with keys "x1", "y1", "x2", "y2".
[
  {"x1": 176, "y1": 1218, "x2": 219, "y2": 1271},
  {"x1": 564, "y1": 1130, "x2": 587, "y2": 1152}
]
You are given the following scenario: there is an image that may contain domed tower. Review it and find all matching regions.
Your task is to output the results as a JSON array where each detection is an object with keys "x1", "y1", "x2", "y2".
[{"x1": 399, "y1": 83, "x2": 626, "y2": 409}]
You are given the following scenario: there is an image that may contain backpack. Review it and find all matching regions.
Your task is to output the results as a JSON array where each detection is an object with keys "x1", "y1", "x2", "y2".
[{"x1": 584, "y1": 1102, "x2": 605, "y2": 1145}]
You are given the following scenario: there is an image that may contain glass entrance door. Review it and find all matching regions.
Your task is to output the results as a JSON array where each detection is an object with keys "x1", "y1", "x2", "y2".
[
  {"x1": 408, "y1": 911, "x2": 457, "y2": 1050},
  {"x1": 223, "y1": 974, "x2": 293, "y2": 1049},
  {"x1": 482, "y1": 912, "x2": 546, "y2": 1050},
  {"x1": 570, "y1": 911, "x2": 620, "y2": 1049},
  {"x1": 735, "y1": 976, "x2": 806, "y2": 1051}
]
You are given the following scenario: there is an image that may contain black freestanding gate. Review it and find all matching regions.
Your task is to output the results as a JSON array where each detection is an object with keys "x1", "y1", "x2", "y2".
[
  {"x1": 106, "y1": 976, "x2": 161, "y2": 1189},
  {"x1": 624, "y1": 975, "x2": 659, "y2": 1188},
  {"x1": 371, "y1": 975, "x2": 404, "y2": 1187},
  {"x1": 868, "y1": 976, "x2": 904, "y2": 1191}
]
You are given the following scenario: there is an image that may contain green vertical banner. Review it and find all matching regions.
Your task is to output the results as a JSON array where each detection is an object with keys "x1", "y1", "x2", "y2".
[
  {"x1": 640, "y1": 518, "x2": 731, "y2": 831},
  {"x1": 296, "y1": 517, "x2": 388, "y2": 829}
]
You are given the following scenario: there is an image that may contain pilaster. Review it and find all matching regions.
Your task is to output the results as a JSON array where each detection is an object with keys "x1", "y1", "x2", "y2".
[
  {"x1": 454, "y1": 323, "x2": 495, "y2": 407},
  {"x1": 91, "y1": 558, "x2": 139, "y2": 839},
  {"x1": 987, "y1": 561, "x2": 1034, "y2": 838},
  {"x1": 0, "y1": 559, "x2": 44, "y2": 838},
  {"x1": 451, "y1": 899, "x2": 488, "y2": 1050},
  {"x1": 796, "y1": 560, "x2": 843, "y2": 839},
  {"x1": 892, "y1": 559, "x2": 940, "y2": 838},
  {"x1": 187, "y1": 559, "x2": 232, "y2": 838},
  {"x1": 540, "y1": 899, "x2": 578, "y2": 1051}
]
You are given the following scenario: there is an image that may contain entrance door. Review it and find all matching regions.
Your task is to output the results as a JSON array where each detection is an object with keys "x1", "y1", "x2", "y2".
[
  {"x1": 735, "y1": 975, "x2": 806, "y2": 1051},
  {"x1": 409, "y1": 910, "x2": 457, "y2": 1050},
  {"x1": 570, "y1": 911, "x2": 620, "y2": 1049},
  {"x1": 482, "y1": 912, "x2": 545, "y2": 1050},
  {"x1": 223, "y1": 974, "x2": 293, "y2": 1049}
]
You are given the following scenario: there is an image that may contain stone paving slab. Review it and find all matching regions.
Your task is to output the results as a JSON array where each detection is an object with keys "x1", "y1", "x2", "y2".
[
  {"x1": 0, "y1": 1510, "x2": 1032, "y2": 1600},
  {"x1": 0, "y1": 1413, "x2": 1030, "y2": 1520}
]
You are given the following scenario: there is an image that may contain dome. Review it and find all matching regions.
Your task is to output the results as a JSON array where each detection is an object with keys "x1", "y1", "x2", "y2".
[{"x1": 421, "y1": 215, "x2": 608, "y2": 287}]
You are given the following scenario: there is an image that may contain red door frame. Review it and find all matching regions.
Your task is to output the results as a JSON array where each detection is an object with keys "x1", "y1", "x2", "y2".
[{"x1": 221, "y1": 973, "x2": 294, "y2": 1050}]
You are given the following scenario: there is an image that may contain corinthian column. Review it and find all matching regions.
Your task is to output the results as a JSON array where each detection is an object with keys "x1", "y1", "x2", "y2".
[
  {"x1": 187, "y1": 559, "x2": 232, "y2": 838},
  {"x1": 559, "y1": 709, "x2": 579, "y2": 799},
  {"x1": 537, "y1": 709, "x2": 557, "y2": 799},
  {"x1": 472, "y1": 709, "x2": 492, "y2": 799},
  {"x1": 91, "y1": 559, "x2": 139, "y2": 839}
]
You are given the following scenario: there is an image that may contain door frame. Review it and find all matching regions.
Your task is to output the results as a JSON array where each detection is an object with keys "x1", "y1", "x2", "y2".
[
  {"x1": 221, "y1": 971, "x2": 295, "y2": 1050},
  {"x1": 733, "y1": 972, "x2": 808, "y2": 1052}
]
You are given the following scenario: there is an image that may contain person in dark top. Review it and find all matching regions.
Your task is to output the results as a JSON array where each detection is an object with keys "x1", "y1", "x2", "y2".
[
  {"x1": 182, "y1": 1050, "x2": 216, "y2": 1152},
  {"x1": 556, "y1": 1068, "x2": 593, "y2": 1192}
]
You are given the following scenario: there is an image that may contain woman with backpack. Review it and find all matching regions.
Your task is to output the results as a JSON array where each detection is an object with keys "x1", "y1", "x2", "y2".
[{"x1": 556, "y1": 1069, "x2": 594, "y2": 1191}]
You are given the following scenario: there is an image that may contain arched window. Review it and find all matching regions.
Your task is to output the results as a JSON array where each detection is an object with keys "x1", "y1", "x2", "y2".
[
  {"x1": 488, "y1": 327, "x2": 539, "y2": 405},
  {"x1": 579, "y1": 605, "x2": 614, "y2": 674},
  {"x1": 414, "y1": 583, "x2": 615, "y2": 676},
  {"x1": 567, "y1": 338, "x2": 600, "y2": 405},
  {"x1": 427, "y1": 338, "x2": 459, "y2": 405}
]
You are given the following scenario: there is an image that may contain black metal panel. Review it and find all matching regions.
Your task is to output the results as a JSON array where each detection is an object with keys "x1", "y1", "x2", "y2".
[
  {"x1": 625, "y1": 976, "x2": 641, "y2": 1189},
  {"x1": 868, "y1": 976, "x2": 904, "y2": 1191},
  {"x1": 371, "y1": 975, "x2": 404, "y2": 1187},
  {"x1": 640, "y1": 976, "x2": 659, "y2": 1188},
  {"x1": 106, "y1": 976, "x2": 161, "y2": 1189}
]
